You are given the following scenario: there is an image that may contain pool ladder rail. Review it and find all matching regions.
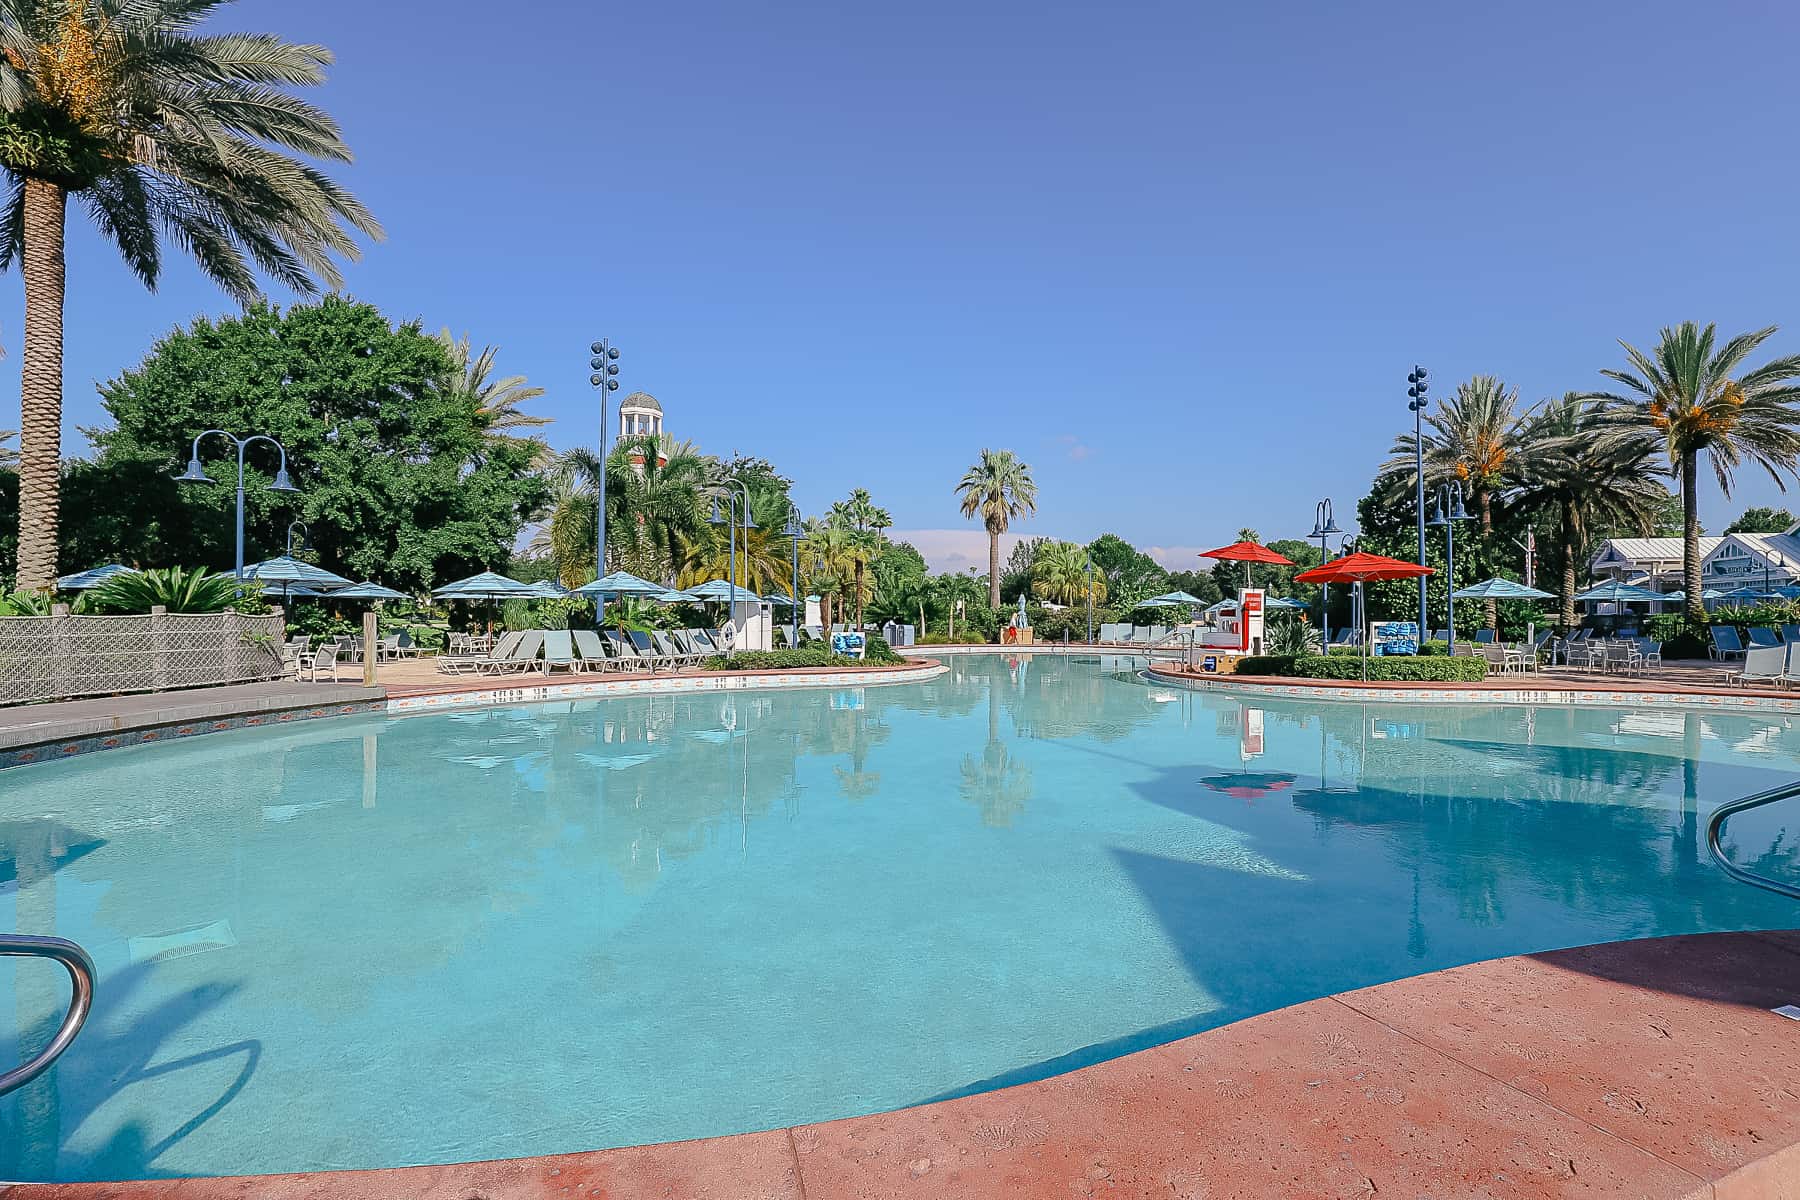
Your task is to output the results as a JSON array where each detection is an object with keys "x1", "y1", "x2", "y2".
[
  {"x1": 1708, "y1": 781, "x2": 1800, "y2": 902},
  {"x1": 0, "y1": 934, "x2": 95, "y2": 1097}
]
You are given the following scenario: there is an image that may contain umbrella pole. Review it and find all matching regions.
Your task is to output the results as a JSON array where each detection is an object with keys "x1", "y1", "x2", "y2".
[{"x1": 1360, "y1": 582, "x2": 1369, "y2": 682}]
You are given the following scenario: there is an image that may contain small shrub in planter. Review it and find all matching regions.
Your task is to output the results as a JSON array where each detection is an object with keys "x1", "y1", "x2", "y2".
[{"x1": 1234, "y1": 654, "x2": 1485, "y2": 682}]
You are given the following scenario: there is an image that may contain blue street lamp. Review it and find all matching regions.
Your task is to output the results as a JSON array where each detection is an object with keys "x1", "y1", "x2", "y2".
[
  {"x1": 709, "y1": 478, "x2": 756, "y2": 642},
  {"x1": 1407, "y1": 365, "x2": 1431, "y2": 633},
  {"x1": 1427, "y1": 481, "x2": 1470, "y2": 646},
  {"x1": 1308, "y1": 498, "x2": 1342, "y2": 646},
  {"x1": 588, "y1": 339, "x2": 622, "y2": 578},
  {"x1": 177, "y1": 430, "x2": 298, "y2": 581},
  {"x1": 784, "y1": 505, "x2": 804, "y2": 648}
]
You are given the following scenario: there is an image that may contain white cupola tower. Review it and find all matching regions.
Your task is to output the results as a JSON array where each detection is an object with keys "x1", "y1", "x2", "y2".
[{"x1": 616, "y1": 392, "x2": 667, "y2": 470}]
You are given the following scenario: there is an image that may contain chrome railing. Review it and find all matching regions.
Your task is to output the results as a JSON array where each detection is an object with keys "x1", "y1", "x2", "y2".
[
  {"x1": 0, "y1": 935, "x2": 95, "y2": 1096},
  {"x1": 1707, "y1": 781, "x2": 1800, "y2": 901}
]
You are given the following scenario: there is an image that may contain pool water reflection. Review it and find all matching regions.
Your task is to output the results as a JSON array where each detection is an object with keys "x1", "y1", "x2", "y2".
[{"x1": 1, "y1": 654, "x2": 1795, "y2": 1181}]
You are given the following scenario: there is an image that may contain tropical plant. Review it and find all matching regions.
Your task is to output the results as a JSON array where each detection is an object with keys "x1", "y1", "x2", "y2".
[
  {"x1": 0, "y1": 2, "x2": 380, "y2": 590},
  {"x1": 1589, "y1": 322, "x2": 1800, "y2": 619},
  {"x1": 677, "y1": 519, "x2": 793, "y2": 594},
  {"x1": 549, "y1": 434, "x2": 711, "y2": 585},
  {"x1": 956, "y1": 449, "x2": 1037, "y2": 609},
  {"x1": 0, "y1": 584, "x2": 48, "y2": 614},
  {"x1": 1263, "y1": 611, "x2": 1321, "y2": 655},
  {"x1": 1029, "y1": 540, "x2": 1105, "y2": 606},
  {"x1": 88, "y1": 566, "x2": 237, "y2": 613},
  {"x1": 801, "y1": 518, "x2": 855, "y2": 632},
  {"x1": 435, "y1": 329, "x2": 550, "y2": 465},
  {"x1": 826, "y1": 488, "x2": 889, "y2": 629},
  {"x1": 1514, "y1": 394, "x2": 1671, "y2": 627},
  {"x1": 0, "y1": 427, "x2": 13, "y2": 468}
]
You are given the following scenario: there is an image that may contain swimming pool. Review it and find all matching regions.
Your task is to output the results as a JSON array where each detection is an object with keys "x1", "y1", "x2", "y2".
[{"x1": 2, "y1": 653, "x2": 1796, "y2": 1182}]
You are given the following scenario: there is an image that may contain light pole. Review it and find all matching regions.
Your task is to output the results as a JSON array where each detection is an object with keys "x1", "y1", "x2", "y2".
[
  {"x1": 1084, "y1": 556, "x2": 1095, "y2": 645},
  {"x1": 785, "y1": 504, "x2": 803, "y2": 647},
  {"x1": 285, "y1": 521, "x2": 310, "y2": 557},
  {"x1": 1427, "y1": 481, "x2": 1470, "y2": 646},
  {"x1": 177, "y1": 430, "x2": 299, "y2": 580},
  {"x1": 1407, "y1": 365, "x2": 1431, "y2": 633},
  {"x1": 588, "y1": 340, "x2": 622, "y2": 580},
  {"x1": 1308, "y1": 498, "x2": 1342, "y2": 646},
  {"x1": 709, "y1": 477, "x2": 756, "y2": 646}
]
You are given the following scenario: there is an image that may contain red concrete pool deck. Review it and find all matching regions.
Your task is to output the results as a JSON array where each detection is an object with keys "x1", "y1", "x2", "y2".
[
  {"x1": 373, "y1": 655, "x2": 942, "y2": 699},
  {"x1": 1147, "y1": 660, "x2": 1799, "y2": 700},
  {"x1": 11, "y1": 930, "x2": 1800, "y2": 1200}
]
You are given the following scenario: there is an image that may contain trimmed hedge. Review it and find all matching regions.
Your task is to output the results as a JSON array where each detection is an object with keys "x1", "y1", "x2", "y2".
[
  {"x1": 1235, "y1": 653, "x2": 1487, "y2": 682},
  {"x1": 702, "y1": 635, "x2": 906, "y2": 672}
]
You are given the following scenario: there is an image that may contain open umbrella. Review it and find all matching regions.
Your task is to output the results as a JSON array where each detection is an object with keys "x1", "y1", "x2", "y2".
[
  {"x1": 433, "y1": 570, "x2": 535, "y2": 635},
  {"x1": 573, "y1": 570, "x2": 664, "y2": 599},
  {"x1": 654, "y1": 589, "x2": 697, "y2": 604},
  {"x1": 1144, "y1": 590, "x2": 1206, "y2": 606},
  {"x1": 682, "y1": 579, "x2": 750, "y2": 602},
  {"x1": 525, "y1": 580, "x2": 569, "y2": 599},
  {"x1": 1295, "y1": 552, "x2": 1435, "y2": 680},
  {"x1": 242, "y1": 555, "x2": 352, "y2": 604},
  {"x1": 1200, "y1": 541, "x2": 1294, "y2": 591},
  {"x1": 1573, "y1": 580, "x2": 1665, "y2": 604},
  {"x1": 331, "y1": 581, "x2": 408, "y2": 601},
  {"x1": 56, "y1": 563, "x2": 136, "y2": 591},
  {"x1": 1451, "y1": 577, "x2": 1554, "y2": 601},
  {"x1": 1264, "y1": 596, "x2": 1307, "y2": 610}
]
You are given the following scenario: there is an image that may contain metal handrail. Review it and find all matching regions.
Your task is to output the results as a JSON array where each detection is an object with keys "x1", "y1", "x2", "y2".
[
  {"x1": 1707, "y1": 781, "x2": 1800, "y2": 901},
  {"x1": 0, "y1": 935, "x2": 95, "y2": 1096}
]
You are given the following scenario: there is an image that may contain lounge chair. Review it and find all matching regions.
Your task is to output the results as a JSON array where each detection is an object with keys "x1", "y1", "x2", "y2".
[
  {"x1": 1709, "y1": 626, "x2": 1746, "y2": 662},
  {"x1": 628, "y1": 629, "x2": 678, "y2": 671},
  {"x1": 1474, "y1": 629, "x2": 1496, "y2": 645},
  {"x1": 1731, "y1": 644, "x2": 1787, "y2": 688},
  {"x1": 1784, "y1": 624, "x2": 1800, "y2": 645},
  {"x1": 477, "y1": 630, "x2": 543, "y2": 675},
  {"x1": 606, "y1": 631, "x2": 653, "y2": 672},
  {"x1": 437, "y1": 630, "x2": 525, "y2": 675},
  {"x1": 1748, "y1": 626, "x2": 1781, "y2": 649},
  {"x1": 652, "y1": 630, "x2": 698, "y2": 668},
  {"x1": 673, "y1": 630, "x2": 713, "y2": 662},
  {"x1": 1634, "y1": 638, "x2": 1662, "y2": 671},
  {"x1": 541, "y1": 630, "x2": 579, "y2": 675},
  {"x1": 572, "y1": 629, "x2": 616, "y2": 672},
  {"x1": 684, "y1": 629, "x2": 722, "y2": 657},
  {"x1": 1782, "y1": 643, "x2": 1800, "y2": 688}
]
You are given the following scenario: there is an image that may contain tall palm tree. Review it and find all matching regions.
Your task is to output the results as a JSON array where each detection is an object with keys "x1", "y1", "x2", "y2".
[
  {"x1": 955, "y1": 449, "x2": 1037, "y2": 609},
  {"x1": 435, "y1": 329, "x2": 551, "y2": 464},
  {"x1": 1590, "y1": 323, "x2": 1800, "y2": 620},
  {"x1": 801, "y1": 519, "x2": 855, "y2": 633},
  {"x1": 550, "y1": 435, "x2": 710, "y2": 584},
  {"x1": 1515, "y1": 394, "x2": 1670, "y2": 627},
  {"x1": 1030, "y1": 540, "x2": 1106, "y2": 606},
  {"x1": 0, "y1": 2, "x2": 380, "y2": 590},
  {"x1": 677, "y1": 520, "x2": 792, "y2": 593},
  {"x1": 1382, "y1": 375, "x2": 1527, "y2": 628},
  {"x1": 827, "y1": 488, "x2": 888, "y2": 629}
]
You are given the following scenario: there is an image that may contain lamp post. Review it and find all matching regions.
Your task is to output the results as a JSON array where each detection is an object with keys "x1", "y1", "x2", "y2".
[
  {"x1": 177, "y1": 430, "x2": 299, "y2": 581},
  {"x1": 785, "y1": 505, "x2": 804, "y2": 647},
  {"x1": 1308, "y1": 498, "x2": 1342, "y2": 646},
  {"x1": 286, "y1": 521, "x2": 310, "y2": 557},
  {"x1": 1407, "y1": 365, "x2": 1431, "y2": 632},
  {"x1": 588, "y1": 340, "x2": 622, "y2": 580},
  {"x1": 709, "y1": 478, "x2": 756, "y2": 646},
  {"x1": 1427, "y1": 481, "x2": 1470, "y2": 647},
  {"x1": 1084, "y1": 556, "x2": 1095, "y2": 645}
]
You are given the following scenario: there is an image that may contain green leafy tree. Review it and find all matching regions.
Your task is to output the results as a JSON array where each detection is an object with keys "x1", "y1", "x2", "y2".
[
  {"x1": 868, "y1": 541, "x2": 928, "y2": 628},
  {"x1": 956, "y1": 449, "x2": 1037, "y2": 608},
  {"x1": 1725, "y1": 506, "x2": 1795, "y2": 534},
  {"x1": 1515, "y1": 394, "x2": 1674, "y2": 626},
  {"x1": 1030, "y1": 539, "x2": 1105, "y2": 606},
  {"x1": 0, "y1": 2, "x2": 381, "y2": 590},
  {"x1": 83, "y1": 298, "x2": 542, "y2": 590},
  {"x1": 827, "y1": 488, "x2": 888, "y2": 628},
  {"x1": 1086, "y1": 533, "x2": 1168, "y2": 603},
  {"x1": 1590, "y1": 322, "x2": 1800, "y2": 619},
  {"x1": 999, "y1": 535, "x2": 1045, "y2": 603}
]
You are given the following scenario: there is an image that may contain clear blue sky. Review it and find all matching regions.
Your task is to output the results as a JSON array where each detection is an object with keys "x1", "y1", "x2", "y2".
[{"x1": 13, "y1": 0, "x2": 1800, "y2": 571}]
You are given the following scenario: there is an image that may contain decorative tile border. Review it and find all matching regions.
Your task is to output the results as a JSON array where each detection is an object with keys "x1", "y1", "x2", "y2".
[
  {"x1": 386, "y1": 659, "x2": 948, "y2": 716},
  {"x1": 1146, "y1": 665, "x2": 1800, "y2": 715},
  {"x1": 0, "y1": 700, "x2": 389, "y2": 770}
]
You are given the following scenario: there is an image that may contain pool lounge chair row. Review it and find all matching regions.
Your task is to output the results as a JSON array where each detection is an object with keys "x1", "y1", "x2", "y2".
[
  {"x1": 435, "y1": 628, "x2": 727, "y2": 677},
  {"x1": 1709, "y1": 624, "x2": 1800, "y2": 662},
  {"x1": 1727, "y1": 642, "x2": 1800, "y2": 688}
]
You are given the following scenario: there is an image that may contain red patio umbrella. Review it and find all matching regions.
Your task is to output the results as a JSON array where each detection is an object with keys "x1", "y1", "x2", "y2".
[
  {"x1": 1201, "y1": 540, "x2": 1295, "y2": 590},
  {"x1": 1293, "y1": 552, "x2": 1434, "y2": 679}
]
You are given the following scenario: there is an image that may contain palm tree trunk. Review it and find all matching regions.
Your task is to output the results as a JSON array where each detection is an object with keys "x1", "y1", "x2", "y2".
[
  {"x1": 1560, "y1": 497, "x2": 1579, "y2": 629},
  {"x1": 17, "y1": 179, "x2": 67, "y2": 592},
  {"x1": 854, "y1": 560, "x2": 864, "y2": 629},
  {"x1": 1682, "y1": 449, "x2": 1702, "y2": 622},
  {"x1": 1479, "y1": 489, "x2": 1497, "y2": 631},
  {"x1": 987, "y1": 524, "x2": 1001, "y2": 609}
]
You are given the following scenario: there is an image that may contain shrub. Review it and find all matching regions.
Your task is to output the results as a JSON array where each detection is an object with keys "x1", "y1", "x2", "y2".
[
  {"x1": 1234, "y1": 653, "x2": 1486, "y2": 682},
  {"x1": 89, "y1": 566, "x2": 239, "y2": 614},
  {"x1": 1645, "y1": 613, "x2": 1710, "y2": 660},
  {"x1": 1028, "y1": 605, "x2": 1119, "y2": 642},
  {"x1": 705, "y1": 635, "x2": 906, "y2": 671},
  {"x1": 863, "y1": 635, "x2": 904, "y2": 665},
  {"x1": 1263, "y1": 613, "x2": 1320, "y2": 655}
]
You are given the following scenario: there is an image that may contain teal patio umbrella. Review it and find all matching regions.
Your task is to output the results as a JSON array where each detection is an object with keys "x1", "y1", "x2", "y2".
[
  {"x1": 1573, "y1": 580, "x2": 1665, "y2": 604},
  {"x1": 1451, "y1": 577, "x2": 1554, "y2": 601},
  {"x1": 57, "y1": 563, "x2": 136, "y2": 590},
  {"x1": 573, "y1": 570, "x2": 663, "y2": 599},
  {"x1": 331, "y1": 581, "x2": 408, "y2": 601}
]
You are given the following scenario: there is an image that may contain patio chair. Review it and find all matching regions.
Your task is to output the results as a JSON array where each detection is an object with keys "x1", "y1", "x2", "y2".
[
  {"x1": 1782, "y1": 643, "x2": 1800, "y2": 688},
  {"x1": 1634, "y1": 638, "x2": 1662, "y2": 672},
  {"x1": 1748, "y1": 626, "x2": 1781, "y2": 649},
  {"x1": 673, "y1": 630, "x2": 714, "y2": 662},
  {"x1": 300, "y1": 642, "x2": 346, "y2": 683},
  {"x1": 1710, "y1": 626, "x2": 1747, "y2": 662},
  {"x1": 1601, "y1": 639, "x2": 1642, "y2": 676},
  {"x1": 541, "y1": 629, "x2": 579, "y2": 675},
  {"x1": 1784, "y1": 624, "x2": 1800, "y2": 645},
  {"x1": 436, "y1": 630, "x2": 525, "y2": 675},
  {"x1": 571, "y1": 629, "x2": 617, "y2": 672},
  {"x1": 1731, "y1": 644, "x2": 1787, "y2": 688},
  {"x1": 375, "y1": 634, "x2": 403, "y2": 661},
  {"x1": 628, "y1": 629, "x2": 678, "y2": 671},
  {"x1": 282, "y1": 635, "x2": 311, "y2": 674},
  {"x1": 1474, "y1": 628, "x2": 1496, "y2": 644},
  {"x1": 686, "y1": 628, "x2": 723, "y2": 657},
  {"x1": 1331, "y1": 628, "x2": 1356, "y2": 646},
  {"x1": 651, "y1": 630, "x2": 698, "y2": 668},
  {"x1": 606, "y1": 631, "x2": 654, "y2": 672},
  {"x1": 477, "y1": 630, "x2": 543, "y2": 675}
]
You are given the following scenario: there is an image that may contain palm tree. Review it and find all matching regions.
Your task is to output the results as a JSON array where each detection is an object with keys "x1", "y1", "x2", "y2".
[
  {"x1": 955, "y1": 449, "x2": 1037, "y2": 609},
  {"x1": 1382, "y1": 375, "x2": 1527, "y2": 628},
  {"x1": 827, "y1": 488, "x2": 888, "y2": 628},
  {"x1": 435, "y1": 329, "x2": 551, "y2": 464},
  {"x1": 1514, "y1": 394, "x2": 1670, "y2": 627},
  {"x1": 549, "y1": 435, "x2": 710, "y2": 584},
  {"x1": 0, "y1": 427, "x2": 14, "y2": 469},
  {"x1": 0, "y1": 3, "x2": 380, "y2": 590},
  {"x1": 801, "y1": 519, "x2": 855, "y2": 633},
  {"x1": 1590, "y1": 323, "x2": 1800, "y2": 620},
  {"x1": 677, "y1": 521, "x2": 792, "y2": 593},
  {"x1": 1030, "y1": 540, "x2": 1105, "y2": 606}
]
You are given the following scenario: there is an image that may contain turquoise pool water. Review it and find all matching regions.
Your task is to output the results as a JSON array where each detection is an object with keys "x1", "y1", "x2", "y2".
[{"x1": 2, "y1": 653, "x2": 1797, "y2": 1181}]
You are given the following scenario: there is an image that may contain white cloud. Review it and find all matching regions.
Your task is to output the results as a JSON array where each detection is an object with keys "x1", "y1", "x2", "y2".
[
  {"x1": 1056, "y1": 434, "x2": 1093, "y2": 462},
  {"x1": 1144, "y1": 545, "x2": 1212, "y2": 569}
]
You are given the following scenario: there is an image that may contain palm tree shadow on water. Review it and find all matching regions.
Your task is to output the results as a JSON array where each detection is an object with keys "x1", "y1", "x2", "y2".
[{"x1": 2, "y1": 959, "x2": 261, "y2": 1182}]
